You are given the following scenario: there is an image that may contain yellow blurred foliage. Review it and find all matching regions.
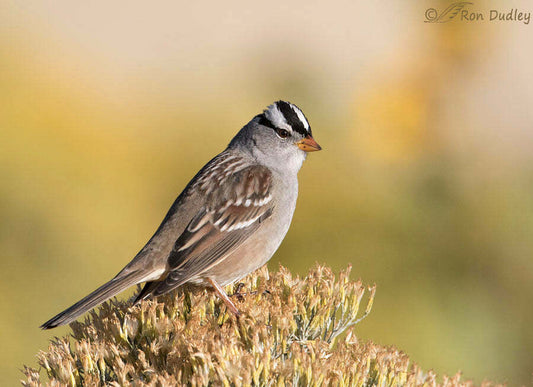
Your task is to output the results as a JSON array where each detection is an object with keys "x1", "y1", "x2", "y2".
[{"x1": 355, "y1": 81, "x2": 429, "y2": 163}]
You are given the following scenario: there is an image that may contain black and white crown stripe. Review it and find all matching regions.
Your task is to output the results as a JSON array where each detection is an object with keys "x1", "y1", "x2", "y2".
[{"x1": 257, "y1": 101, "x2": 312, "y2": 137}]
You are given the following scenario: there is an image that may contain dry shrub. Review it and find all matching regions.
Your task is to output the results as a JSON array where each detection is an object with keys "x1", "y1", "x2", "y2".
[{"x1": 23, "y1": 265, "x2": 500, "y2": 386}]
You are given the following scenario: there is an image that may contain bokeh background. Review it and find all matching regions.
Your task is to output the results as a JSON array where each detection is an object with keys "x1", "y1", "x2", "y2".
[{"x1": 2, "y1": 0, "x2": 533, "y2": 385}]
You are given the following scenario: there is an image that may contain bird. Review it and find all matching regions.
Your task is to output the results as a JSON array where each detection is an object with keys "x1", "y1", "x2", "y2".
[{"x1": 40, "y1": 100, "x2": 321, "y2": 329}]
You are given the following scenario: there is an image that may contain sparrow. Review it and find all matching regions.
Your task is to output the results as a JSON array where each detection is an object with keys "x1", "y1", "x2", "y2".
[{"x1": 41, "y1": 100, "x2": 321, "y2": 329}]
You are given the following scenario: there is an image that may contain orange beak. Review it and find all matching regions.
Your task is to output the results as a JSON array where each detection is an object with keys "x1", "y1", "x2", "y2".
[{"x1": 296, "y1": 135, "x2": 322, "y2": 152}]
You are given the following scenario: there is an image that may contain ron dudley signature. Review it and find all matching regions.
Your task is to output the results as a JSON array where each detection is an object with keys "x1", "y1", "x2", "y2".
[{"x1": 425, "y1": 2, "x2": 531, "y2": 25}]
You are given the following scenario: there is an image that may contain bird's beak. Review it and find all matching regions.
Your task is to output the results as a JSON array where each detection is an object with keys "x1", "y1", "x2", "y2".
[{"x1": 296, "y1": 135, "x2": 322, "y2": 152}]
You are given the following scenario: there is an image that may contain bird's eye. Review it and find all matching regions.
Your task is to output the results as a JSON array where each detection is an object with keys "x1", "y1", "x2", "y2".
[{"x1": 276, "y1": 129, "x2": 290, "y2": 138}]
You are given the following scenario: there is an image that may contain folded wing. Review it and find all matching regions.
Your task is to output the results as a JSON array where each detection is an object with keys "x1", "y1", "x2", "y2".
[{"x1": 135, "y1": 163, "x2": 274, "y2": 301}]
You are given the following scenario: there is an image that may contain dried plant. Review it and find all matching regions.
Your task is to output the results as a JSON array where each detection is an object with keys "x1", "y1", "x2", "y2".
[{"x1": 23, "y1": 265, "x2": 500, "y2": 386}]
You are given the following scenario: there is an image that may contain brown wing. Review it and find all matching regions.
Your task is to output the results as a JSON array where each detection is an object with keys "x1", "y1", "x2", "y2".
[{"x1": 144, "y1": 164, "x2": 274, "y2": 298}]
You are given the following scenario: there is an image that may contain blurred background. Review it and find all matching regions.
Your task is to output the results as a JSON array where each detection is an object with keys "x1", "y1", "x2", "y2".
[{"x1": 2, "y1": 0, "x2": 532, "y2": 385}]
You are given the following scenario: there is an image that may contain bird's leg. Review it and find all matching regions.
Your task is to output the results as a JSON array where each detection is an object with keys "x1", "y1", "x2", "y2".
[{"x1": 207, "y1": 278, "x2": 240, "y2": 316}]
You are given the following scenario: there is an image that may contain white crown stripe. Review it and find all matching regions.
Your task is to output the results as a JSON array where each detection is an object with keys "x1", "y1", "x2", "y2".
[
  {"x1": 264, "y1": 103, "x2": 293, "y2": 132},
  {"x1": 290, "y1": 103, "x2": 310, "y2": 130}
]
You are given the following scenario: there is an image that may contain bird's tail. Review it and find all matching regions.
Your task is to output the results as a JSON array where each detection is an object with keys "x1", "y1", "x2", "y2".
[{"x1": 40, "y1": 271, "x2": 143, "y2": 329}]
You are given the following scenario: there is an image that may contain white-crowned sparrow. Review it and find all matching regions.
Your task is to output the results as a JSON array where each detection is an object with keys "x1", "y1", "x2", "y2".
[{"x1": 41, "y1": 101, "x2": 321, "y2": 329}]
